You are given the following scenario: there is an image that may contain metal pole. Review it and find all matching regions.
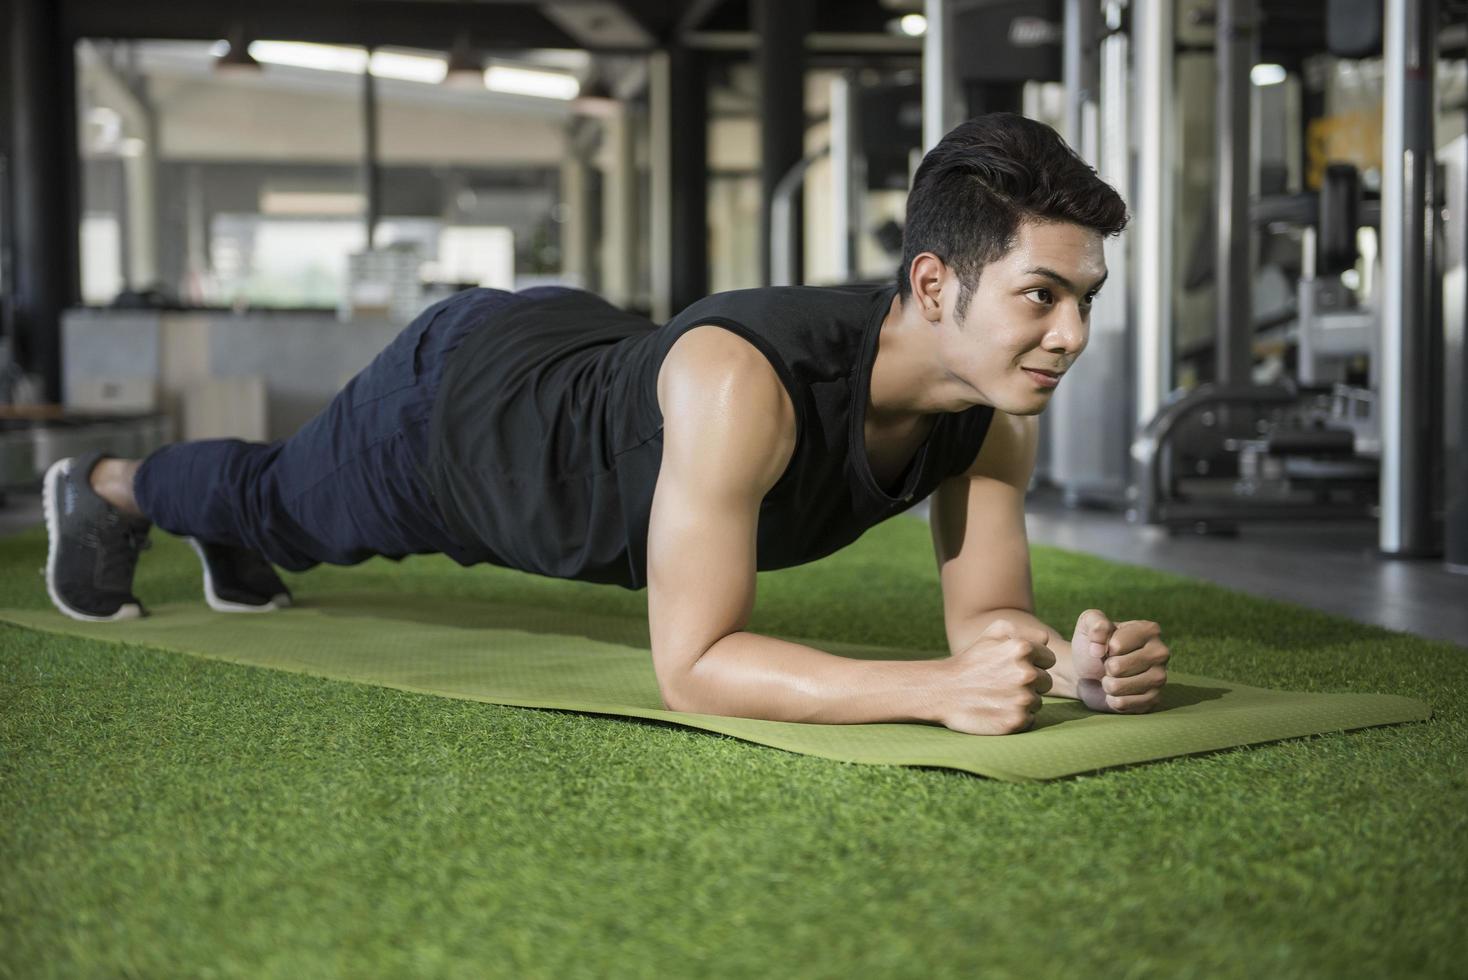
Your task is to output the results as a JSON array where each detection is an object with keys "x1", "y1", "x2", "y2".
[
  {"x1": 1380, "y1": 0, "x2": 1439, "y2": 557},
  {"x1": 10, "y1": 0, "x2": 76, "y2": 402},
  {"x1": 599, "y1": 103, "x2": 637, "y2": 308},
  {"x1": 668, "y1": 45, "x2": 708, "y2": 312},
  {"x1": 124, "y1": 126, "x2": 160, "y2": 291},
  {"x1": 89, "y1": 45, "x2": 161, "y2": 292},
  {"x1": 648, "y1": 47, "x2": 708, "y2": 317},
  {"x1": 648, "y1": 51, "x2": 672, "y2": 321},
  {"x1": 1215, "y1": 0, "x2": 1255, "y2": 388},
  {"x1": 1099, "y1": 0, "x2": 1131, "y2": 417},
  {"x1": 362, "y1": 49, "x2": 380, "y2": 251},
  {"x1": 922, "y1": 0, "x2": 961, "y2": 152},
  {"x1": 1049, "y1": 0, "x2": 1093, "y2": 493},
  {"x1": 755, "y1": 0, "x2": 809, "y2": 286},
  {"x1": 1133, "y1": 0, "x2": 1174, "y2": 429},
  {"x1": 1052, "y1": 0, "x2": 1132, "y2": 506},
  {"x1": 559, "y1": 141, "x2": 589, "y2": 288},
  {"x1": 771, "y1": 150, "x2": 827, "y2": 288},
  {"x1": 829, "y1": 73, "x2": 859, "y2": 283},
  {"x1": 1447, "y1": 133, "x2": 1467, "y2": 572},
  {"x1": 1062, "y1": 0, "x2": 1099, "y2": 156},
  {"x1": 0, "y1": 2, "x2": 12, "y2": 351}
]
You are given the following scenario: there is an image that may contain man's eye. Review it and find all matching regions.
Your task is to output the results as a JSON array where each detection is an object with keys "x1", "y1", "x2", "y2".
[{"x1": 1026, "y1": 288, "x2": 1053, "y2": 305}]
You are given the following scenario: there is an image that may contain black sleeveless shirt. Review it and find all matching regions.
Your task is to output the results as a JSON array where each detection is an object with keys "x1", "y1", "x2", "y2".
[{"x1": 425, "y1": 284, "x2": 995, "y2": 590}]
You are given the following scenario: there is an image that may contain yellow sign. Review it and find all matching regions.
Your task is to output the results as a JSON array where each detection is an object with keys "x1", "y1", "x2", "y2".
[{"x1": 1306, "y1": 109, "x2": 1383, "y2": 189}]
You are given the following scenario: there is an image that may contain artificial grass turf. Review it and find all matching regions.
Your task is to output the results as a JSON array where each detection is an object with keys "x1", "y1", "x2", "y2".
[
  {"x1": 0, "y1": 594, "x2": 1429, "y2": 783},
  {"x1": 2, "y1": 519, "x2": 1465, "y2": 978}
]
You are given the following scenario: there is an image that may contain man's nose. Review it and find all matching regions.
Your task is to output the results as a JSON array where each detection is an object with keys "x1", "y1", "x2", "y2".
[{"x1": 1045, "y1": 303, "x2": 1088, "y2": 353}]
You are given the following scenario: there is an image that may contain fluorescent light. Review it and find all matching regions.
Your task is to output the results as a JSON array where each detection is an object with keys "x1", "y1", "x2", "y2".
[
  {"x1": 483, "y1": 65, "x2": 580, "y2": 100},
  {"x1": 208, "y1": 38, "x2": 578, "y2": 99},
  {"x1": 234, "y1": 41, "x2": 448, "y2": 84},
  {"x1": 369, "y1": 50, "x2": 448, "y2": 84},
  {"x1": 899, "y1": 14, "x2": 928, "y2": 37},
  {"x1": 1251, "y1": 63, "x2": 1287, "y2": 86},
  {"x1": 249, "y1": 41, "x2": 367, "y2": 74}
]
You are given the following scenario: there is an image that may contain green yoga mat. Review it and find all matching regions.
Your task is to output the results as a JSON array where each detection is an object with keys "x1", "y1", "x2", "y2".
[{"x1": 0, "y1": 592, "x2": 1430, "y2": 782}]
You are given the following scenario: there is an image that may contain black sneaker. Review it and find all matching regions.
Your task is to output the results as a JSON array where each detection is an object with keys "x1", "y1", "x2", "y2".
[
  {"x1": 186, "y1": 538, "x2": 292, "y2": 613},
  {"x1": 42, "y1": 452, "x2": 152, "y2": 622}
]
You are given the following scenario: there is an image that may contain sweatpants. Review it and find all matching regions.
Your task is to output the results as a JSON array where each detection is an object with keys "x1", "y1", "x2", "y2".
[{"x1": 133, "y1": 286, "x2": 573, "y2": 571}]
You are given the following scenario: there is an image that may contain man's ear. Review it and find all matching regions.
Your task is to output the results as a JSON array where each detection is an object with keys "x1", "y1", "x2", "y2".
[{"x1": 907, "y1": 252, "x2": 947, "y2": 322}]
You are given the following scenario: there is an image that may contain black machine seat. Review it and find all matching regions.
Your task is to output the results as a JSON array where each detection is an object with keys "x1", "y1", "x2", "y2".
[{"x1": 1259, "y1": 428, "x2": 1357, "y2": 456}]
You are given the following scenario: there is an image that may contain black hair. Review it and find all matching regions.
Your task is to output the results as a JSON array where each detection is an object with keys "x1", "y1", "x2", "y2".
[{"x1": 897, "y1": 112, "x2": 1129, "y2": 320}]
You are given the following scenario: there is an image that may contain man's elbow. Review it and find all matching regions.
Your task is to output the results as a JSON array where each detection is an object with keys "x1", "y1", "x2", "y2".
[
  {"x1": 657, "y1": 678, "x2": 692, "y2": 713},
  {"x1": 651, "y1": 646, "x2": 705, "y2": 714},
  {"x1": 654, "y1": 627, "x2": 745, "y2": 712}
]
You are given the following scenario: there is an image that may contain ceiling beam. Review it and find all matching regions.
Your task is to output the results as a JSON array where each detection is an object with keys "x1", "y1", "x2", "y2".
[
  {"x1": 539, "y1": 2, "x2": 655, "y2": 48},
  {"x1": 684, "y1": 30, "x2": 922, "y2": 53},
  {"x1": 675, "y1": 0, "x2": 733, "y2": 40},
  {"x1": 61, "y1": 0, "x2": 656, "y2": 52}
]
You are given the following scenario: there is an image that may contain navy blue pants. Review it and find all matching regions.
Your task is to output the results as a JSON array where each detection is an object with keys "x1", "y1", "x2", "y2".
[{"x1": 134, "y1": 287, "x2": 572, "y2": 572}]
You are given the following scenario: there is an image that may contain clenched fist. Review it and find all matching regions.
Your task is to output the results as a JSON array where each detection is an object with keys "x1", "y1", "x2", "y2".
[
  {"x1": 937, "y1": 619, "x2": 1057, "y2": 735},
  {"x1": 1070, "y1": 609, "x2": 1171, "y2": 714}
]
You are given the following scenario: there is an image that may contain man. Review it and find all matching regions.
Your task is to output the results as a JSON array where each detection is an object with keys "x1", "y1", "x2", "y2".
[{"x1": 43, "y1": 113, "x2": 1170, "y2": 736}]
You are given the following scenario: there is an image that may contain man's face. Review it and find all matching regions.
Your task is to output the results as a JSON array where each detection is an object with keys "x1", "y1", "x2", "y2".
[{"x1": 936, "y1": 220, "x2": 1108, "y2": 416}]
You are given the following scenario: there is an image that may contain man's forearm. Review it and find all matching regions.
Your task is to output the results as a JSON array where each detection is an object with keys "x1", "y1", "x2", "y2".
[
  {"x1": 948, "y1": 607, "x2": 1079, "y2": 699},
  {"x1": 669, "y1": 632, "x2": 949, "y2": 725}
]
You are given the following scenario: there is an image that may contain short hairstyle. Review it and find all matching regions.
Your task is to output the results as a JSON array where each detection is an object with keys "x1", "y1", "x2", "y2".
[{"x1": 897, "y1": 112, "x2": 1129, "y2": 320}]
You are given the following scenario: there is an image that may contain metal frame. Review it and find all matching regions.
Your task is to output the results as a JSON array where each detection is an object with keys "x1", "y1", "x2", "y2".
[
  {"x1": 647, "y1": 50, "x2": 672, "y2": 321},
  {"x1": 1062, "y1": 0, "x2": 1099, "y2": 157},
  {"x1": 1447, "y1": 133, "x2": 1467, "y2": 572},
  {"x1": 1214, "y1": 0, "x2": 1255, "y2": 388},
  {"x1": 1129, "y1": 381, "x2": 1376, "y2": 529},
  {"x1": 1047, "y1": 0, "x2": 1134, "y2": 506},
  {"x1": 1132, "y1": 0, "x2": 1173, "y2": 431},
  {"x1": 755, "y1": 0, "x2": 810, "y2": 288},
  {"x1": 829, "y1": 72, "x2": 860, "y2": 284},
  {"x1": 770, "y1": 148, "x2": 830, "y2": 288},
  {"x1": 922, "y1": 0, "x2": 961, "y2": 152},
  {"x1": 1379, "y1": 0, "x2": 1440, "y2": 556}
]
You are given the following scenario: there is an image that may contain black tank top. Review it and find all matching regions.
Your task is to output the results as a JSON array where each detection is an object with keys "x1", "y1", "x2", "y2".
[{"x1": 425, "y1": 284, "x2": 995, "y2": 590}]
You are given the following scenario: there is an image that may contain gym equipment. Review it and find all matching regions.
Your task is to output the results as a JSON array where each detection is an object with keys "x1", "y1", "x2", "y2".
[
  {"x1": 1127, "y1": 0, "x2": 1456, "y2": 547},
  {"x1": 1036, "y1": 1, "x2": 1461, "y2": 565},
  {"x1": 1131, "y1": 165, "x2": 1385, "y2": 533}
]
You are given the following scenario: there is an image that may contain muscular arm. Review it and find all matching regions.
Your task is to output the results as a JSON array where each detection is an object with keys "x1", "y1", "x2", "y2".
[
  {"x1": 931, "y1": 411, "x2": 1080, "y2": 699},
  {"x1": 647, "y1": 326, "x2": 947, "y2": 724}
]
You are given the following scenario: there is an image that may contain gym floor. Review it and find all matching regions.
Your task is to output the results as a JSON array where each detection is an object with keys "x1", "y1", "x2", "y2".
[
  {"x1": 7, "y1": 487, "x2": 1463, "y2": 649},
  {"x1": 918, "y1": 487, "x2": 1468, "y2": 650}
]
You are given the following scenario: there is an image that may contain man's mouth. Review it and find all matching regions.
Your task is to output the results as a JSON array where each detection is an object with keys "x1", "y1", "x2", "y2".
[{"x1": 1021, "y1": 367, "x2": 1063, "y2": 387}]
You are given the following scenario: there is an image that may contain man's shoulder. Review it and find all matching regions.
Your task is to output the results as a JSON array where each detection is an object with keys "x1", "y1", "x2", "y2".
[
  {"x1": 661, "y1": 325, "x2": 788, "y2": 395},
  {"x1": 658, "y1": 327, "x2": 798, "y2": 485}
]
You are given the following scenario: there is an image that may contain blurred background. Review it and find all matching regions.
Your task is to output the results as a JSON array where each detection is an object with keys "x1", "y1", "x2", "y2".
[{"x1": 2, "y1": 1, "x2": 1466, "y2": 635}]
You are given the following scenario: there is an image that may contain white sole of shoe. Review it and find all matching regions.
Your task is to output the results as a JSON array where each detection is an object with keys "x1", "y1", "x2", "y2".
[
  {"x1": 41, "y1": 457, "x2": 143, "y2": 623},
  {"x1": 186, "y1": 537, "x2": 291, "y2": 614}
]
